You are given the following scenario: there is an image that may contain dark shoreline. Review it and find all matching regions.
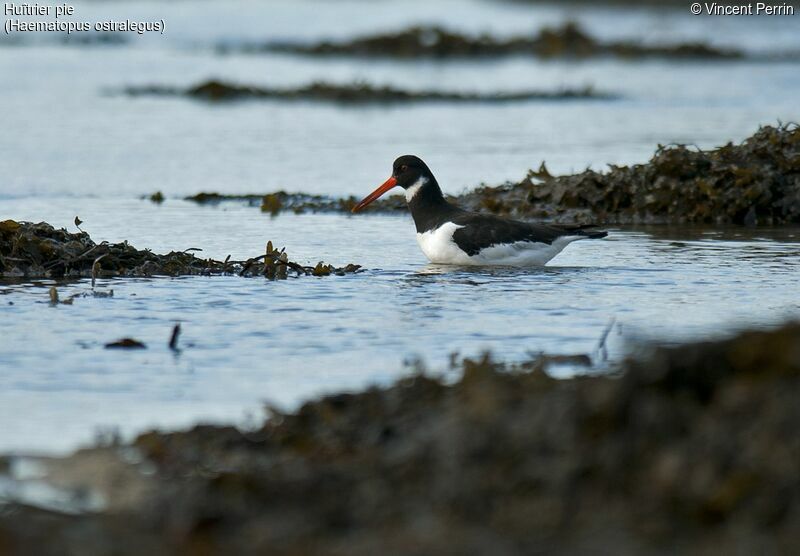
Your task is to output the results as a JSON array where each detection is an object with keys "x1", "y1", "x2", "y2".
[
  {"x1": 122, "y1": 79, "x2": 615, "y2": 105},
  {"x1": 180, "y1": 124, "x2": 800, "y2": 225},
  {"x1": 1, "y1": 322, "x2": 799, "y2": 554},
  {"x1": 221, "y1": 22, "x2": 748, "y2": 61}
]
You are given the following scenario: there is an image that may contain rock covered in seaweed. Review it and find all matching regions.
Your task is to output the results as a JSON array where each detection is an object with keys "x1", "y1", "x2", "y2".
[
  {"x1": 180, "y1": 125, "x2": 800, "y2": 225},
  {"x1": 458, "y1": 124, "x2": 800, "y2": 224},
  {"x1": 1, "y1": 322, "x2": 800, "y2": 554},
  {"x1": 243, "y1": 22, "x2": 744, "y2": 61},
  {"x1": 0, "y1": 221, "x2": 360, "y2": 279},
  {"x1": 123, "y1": 79, "x2": 613, "y2": 104},
  {"x1": 184, "y1": 190, "x2": 408, "y2": 214}
]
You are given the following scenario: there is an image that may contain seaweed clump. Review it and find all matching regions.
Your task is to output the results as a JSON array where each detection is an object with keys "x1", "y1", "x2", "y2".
[
  {"x1": 0, "y1": 220, "x2": 360, "y2": 279},
  {"x1": 123, "y1": 79, "x2": 613, "y2": 104},
  {"x1": 1, "y1": 322, "x2": 800, "y2": 554},
  {"x1": 459, "y1": 124, "x2": 800, "y2": 224},
  {"x1": 184, "y1": 190, "x2": 408, "y2": 214},
  {"x1": 247, "y1": 22, "x2": 743, "y2": 61}
]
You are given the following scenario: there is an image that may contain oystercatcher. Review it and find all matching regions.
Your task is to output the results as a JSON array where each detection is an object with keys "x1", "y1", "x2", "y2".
[{"x1": 352, "y1": 155, "x2": 607, "y2": 266}]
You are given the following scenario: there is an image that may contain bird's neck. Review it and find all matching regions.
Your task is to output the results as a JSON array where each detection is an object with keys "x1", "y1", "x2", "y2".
[{"x1": 405, "y1": 177, "x2": 458, "y2": 233}]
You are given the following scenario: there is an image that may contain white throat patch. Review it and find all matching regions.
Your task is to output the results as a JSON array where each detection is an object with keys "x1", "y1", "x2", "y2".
[{"x1": 404, "y1": 177, "x2": 428, "y2": 203}]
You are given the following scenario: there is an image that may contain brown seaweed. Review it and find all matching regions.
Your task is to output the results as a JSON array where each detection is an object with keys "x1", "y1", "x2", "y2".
[
  {"x1": 105, "y1": 338, "x2": 147, "y2": 349},
  {"x1": 2, "y1": 322, "x2": 800, "y2": 554},
  {"x1": 230, "y1": 22, "x2": 745, "y2": 61},
  {"x1": 184, "y1": 190, "x2": 408, "y2": 214},
  {"x1": 123, "y1": 79, "x2": 616, "y2": 104},
  {"x1": 457, "y1": 123, "x2": 800, "y2": 224},
  {"x1": 0, "y1": 220, "x2": 361, "y2": 279}
]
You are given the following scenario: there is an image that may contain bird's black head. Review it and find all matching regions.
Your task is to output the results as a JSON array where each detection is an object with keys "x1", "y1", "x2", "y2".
[
  {"x1": 352, "y1": 155, "x2": 437, "y2": 212},
  {"x1": 391, "y1": 155, "x2": 433, "y2": 190}
]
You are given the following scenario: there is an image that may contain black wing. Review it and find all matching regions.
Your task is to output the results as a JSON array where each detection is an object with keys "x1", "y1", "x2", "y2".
[{"x1": 450, "y1": 213, "x2": 605, "y2": 256}]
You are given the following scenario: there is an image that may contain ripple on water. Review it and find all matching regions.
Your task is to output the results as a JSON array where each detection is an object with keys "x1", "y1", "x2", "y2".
[{"x1": 1, "y1": 209, "x2": 800, "y2": 453}]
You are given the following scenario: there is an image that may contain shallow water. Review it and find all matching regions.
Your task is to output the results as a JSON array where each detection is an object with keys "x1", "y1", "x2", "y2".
[
  {"x1": 2, "y1": 0, "x2": 800, "y2": 453},
  {"x1": 2, "y1": 200, "x2": 800, "y2": 453}
]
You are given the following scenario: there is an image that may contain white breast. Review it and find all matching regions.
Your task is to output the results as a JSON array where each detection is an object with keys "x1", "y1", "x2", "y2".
[{"x1": 416, "y1": 222, "x2": 473, "y2": 265}]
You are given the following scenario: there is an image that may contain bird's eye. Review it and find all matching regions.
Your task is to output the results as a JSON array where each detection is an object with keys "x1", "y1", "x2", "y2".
[{"x1": 400, "y1": 165, "x2": 408, "y2": 172}]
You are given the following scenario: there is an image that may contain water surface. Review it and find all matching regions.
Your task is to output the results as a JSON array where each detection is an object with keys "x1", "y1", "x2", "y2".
[
  {"x1": 2, "y1": 0, "x2": 799, "y2": 454},
  {"x1": 2, "y1": 201, "x2": 799, "y2": 453},
  {"x1": 2, "y1": 1, "x2": 798, "y2": 199}
]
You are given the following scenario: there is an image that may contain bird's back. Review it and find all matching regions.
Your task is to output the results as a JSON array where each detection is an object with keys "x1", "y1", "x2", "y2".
[{"x1": 448, "y1": 211, "x2": 605, "y2": 256}]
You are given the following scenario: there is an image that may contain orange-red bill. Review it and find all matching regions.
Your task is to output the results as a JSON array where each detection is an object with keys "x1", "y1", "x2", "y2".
[{"x1": 351, "y1": 177, "x2": 398, "y2": 212}]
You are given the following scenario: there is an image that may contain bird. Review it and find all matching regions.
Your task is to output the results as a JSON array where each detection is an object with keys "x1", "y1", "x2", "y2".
[{"x1": 352, "y1": 155, "x2": 607, "y2": 266}]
